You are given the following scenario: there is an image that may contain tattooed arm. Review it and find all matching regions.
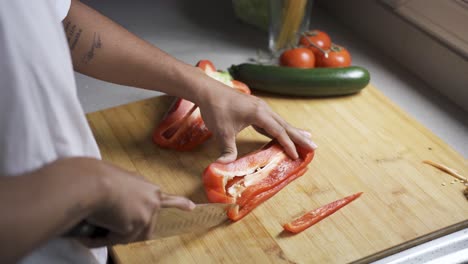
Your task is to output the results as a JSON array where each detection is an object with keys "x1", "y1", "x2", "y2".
[
  {"x1": 64, "y1": 0, "x2": 316, "y2": 162},
  {"x1": 63, "y1": 0, "x2": 205, "y2": 102}
]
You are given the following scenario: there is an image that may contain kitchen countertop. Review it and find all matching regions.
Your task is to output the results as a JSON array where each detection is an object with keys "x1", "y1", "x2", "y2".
[{"x1": 75, "y1": 1, "x2": 468, "y2": 263}]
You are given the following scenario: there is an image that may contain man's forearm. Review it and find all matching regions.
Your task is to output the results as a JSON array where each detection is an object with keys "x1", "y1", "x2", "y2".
[
  {"x1": 0, "y1": 158, "x2": 105, "y2": 263},
  {"x1": 62, "y1": 1, "x2": 316, "y2": 163},
  {"x1": 64, "y1": 0, "x2": 211, "y2": 104}
]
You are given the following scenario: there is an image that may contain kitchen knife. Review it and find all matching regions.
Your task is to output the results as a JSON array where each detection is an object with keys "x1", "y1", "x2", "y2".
[{"x1": 64, "y1": 203, "x2": 233, "y2": 239}]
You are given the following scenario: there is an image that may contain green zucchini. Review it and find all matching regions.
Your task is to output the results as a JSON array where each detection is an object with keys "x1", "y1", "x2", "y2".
[{"x1": 229, "y1": 64, "x2": 370, "y2": 97}]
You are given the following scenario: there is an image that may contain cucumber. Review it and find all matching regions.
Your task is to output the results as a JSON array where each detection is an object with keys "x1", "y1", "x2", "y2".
[{"x1": 229, "y1": 64, "x2": 370, "y2": 97}]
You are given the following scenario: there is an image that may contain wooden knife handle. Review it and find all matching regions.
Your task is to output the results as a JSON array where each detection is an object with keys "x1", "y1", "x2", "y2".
[{"x1": 64, "y1": 220, "x2": 109, "y2": 238}]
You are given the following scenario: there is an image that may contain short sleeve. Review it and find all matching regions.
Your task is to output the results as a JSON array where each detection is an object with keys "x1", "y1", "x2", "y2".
[{"x1": 52, "y1": 0, "x2": 71, "y2": 20}]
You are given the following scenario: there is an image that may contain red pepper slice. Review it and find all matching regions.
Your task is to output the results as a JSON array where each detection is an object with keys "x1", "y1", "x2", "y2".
[
  {"x1": 153, "y1": 60, "x2": 251, "y2": 151},
  {"x1": 283, "y1": 192, "x2": 363, "y2": 233},
  {"x1": 203, "y1": 141, "x2": 314, "y2": 221}
]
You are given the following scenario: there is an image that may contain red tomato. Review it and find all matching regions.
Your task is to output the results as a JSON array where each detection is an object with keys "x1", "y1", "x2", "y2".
[
  {"x1": 299, "y1": 30, "x2": 332, "y2": 56},
  {"x1": 279, "y1": 48, "x2": 315, "y2": 68},
  {"x1": 316, "y1": 44, "x2": 352, "y2": 68}
]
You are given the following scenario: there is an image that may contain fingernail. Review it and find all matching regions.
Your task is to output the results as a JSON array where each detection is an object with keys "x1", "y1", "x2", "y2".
[
  {"x1": 217, "y1": 155, "x2": 234, "y2": 164},
  {"x1": 188, "y1": 201, "x2": 196, "y2": 210},
  {"x1": 300, "y1": 130, "x2": 312, "y2": 137},
  {"x1": 289, "y1": 150, "x2": 299, "y2": 160},
  {"x1": 217, "y1": 156, "x2": 227, "y2": 163},
  {"x1": 308, "y1": 139, "x2": 318, "y2": 149}
]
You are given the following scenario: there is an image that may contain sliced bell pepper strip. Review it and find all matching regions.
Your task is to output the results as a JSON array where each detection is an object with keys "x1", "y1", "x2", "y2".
[
  {"x1": 283, "y1": 192, "x2": 363, "y2": 233},
  {"x1": 203, "y1": 141, "x2": 314, "y2": 221},
  {"x1": 153, "y1": 60, "x2": 251, "y2": 151}
]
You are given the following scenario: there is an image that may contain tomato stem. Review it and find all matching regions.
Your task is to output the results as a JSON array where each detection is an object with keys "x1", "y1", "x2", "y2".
[
  {"x1": 330, "y1": 43, "x2": 344, "y2": 52},
  {"x1": 301, "y1": 32, "x2": 328, "y2": 58},
  {"x1": 303, "y1": 30, "x2": 319, "y2": 37}
]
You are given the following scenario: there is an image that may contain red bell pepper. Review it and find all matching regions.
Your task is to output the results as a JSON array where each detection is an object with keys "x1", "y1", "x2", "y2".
[
  {"x1": 283, "y1": 192, "x2": 363, "y2": 233},
  {"x1": 203, "y1": 141, "x2": 314, "y2": 221},
  {"x1": 153, "y1": 60, "x2": 251, "y2": 151}
]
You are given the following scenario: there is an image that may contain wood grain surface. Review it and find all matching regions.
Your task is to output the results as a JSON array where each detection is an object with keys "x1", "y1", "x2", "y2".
[{"x1": 86, "y1": 86, "x2": 468, "y2": 264}]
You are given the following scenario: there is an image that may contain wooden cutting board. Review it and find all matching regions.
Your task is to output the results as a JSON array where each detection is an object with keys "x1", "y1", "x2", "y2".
[{"x1": 86, "y1": 85, "x2": 468, "y2": 264}]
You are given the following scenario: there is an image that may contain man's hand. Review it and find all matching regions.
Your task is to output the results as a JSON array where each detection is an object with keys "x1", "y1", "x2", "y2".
[
  {"x1": 0, "y1": 157, "x2": 194, "y2": 262},
  {"x1": 77, "y1": 159, "x2": 195, "y2": 247},
  {"x1": 63, "y1": 1, "x2": 317, "y2": 163},
  {"x1": 196, "y1": 78, "x2": 318, "y2": 163}
]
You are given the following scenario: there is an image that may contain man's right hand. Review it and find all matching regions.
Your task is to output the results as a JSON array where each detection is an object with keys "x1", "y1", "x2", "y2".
[
  {"x1": 42, "y1": 157, "x2": 195, "y2": 247},
  {"x1": 0, "y1": 157, "x2": 195, "y2": 263}
]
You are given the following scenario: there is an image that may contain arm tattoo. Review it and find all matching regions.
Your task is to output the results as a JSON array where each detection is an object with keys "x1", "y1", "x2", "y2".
[
  {"x1": 64, "y1": 21, "x2": 83, "y2": 51},
  {"x1": 81, "y1": 32, "x2": 102, "y2": 64}
]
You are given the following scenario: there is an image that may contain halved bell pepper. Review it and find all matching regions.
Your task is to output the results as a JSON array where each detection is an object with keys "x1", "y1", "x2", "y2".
[
  {"x1": 203, "y1": 141, "x2": 314, "y2": 221},
  {"x1": 153, "y1": 60, "x2": 251, "y2": 151}
]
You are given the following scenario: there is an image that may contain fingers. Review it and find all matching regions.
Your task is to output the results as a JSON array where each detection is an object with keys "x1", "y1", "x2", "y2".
[
  {"x1": 262, "y1": 119, "x2": 299, "y2": 159},
  {"x1": 136, "y1": 209, "x2": 158, "y2": 242},
  {"x1": 216, "y1": 132, "x2": 238, "y2": 163},
  {"x1": 253, "y1": 116, "x2": 317, "y2": 159},
  {"x1": 286, "y1": 127, "x2": 318, "y2": 151},
  {"x1": 81, "y1": 196, "x2": 194, "y2": 247},
  {"x1": 161, "y1": 193, "x2": 196, "y2": 211},
  {"x1": 298, "y1": 129, "x2": 312, "y2": 138},
  {"x1": 270, "y1": 112, "x2": 317, "y2": 150},
  {"x1": 252, "y1": 125, "x2": 270, "y2": 138},
  {"x1": 255, "y1": 125, "x2": 317, "y2": 151},
  {"x1": 255, "y1": 114, "x2": 298, "y2": 159}
]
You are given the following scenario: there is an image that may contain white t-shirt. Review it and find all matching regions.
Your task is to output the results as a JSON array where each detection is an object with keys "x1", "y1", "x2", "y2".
[{"x1": 0, "y1": 0, "x2": 106, "y2": 263}]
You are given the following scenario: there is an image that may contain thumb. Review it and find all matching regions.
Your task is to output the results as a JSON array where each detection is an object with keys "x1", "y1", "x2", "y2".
[{"x1": 216, "y1": 134, "x2": 238, "y2": 163}]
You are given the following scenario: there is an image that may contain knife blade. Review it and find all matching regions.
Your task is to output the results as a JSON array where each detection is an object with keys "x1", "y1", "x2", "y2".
[{"x1": 64, "y1": 203, "x2": 233, "y2": 239}]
